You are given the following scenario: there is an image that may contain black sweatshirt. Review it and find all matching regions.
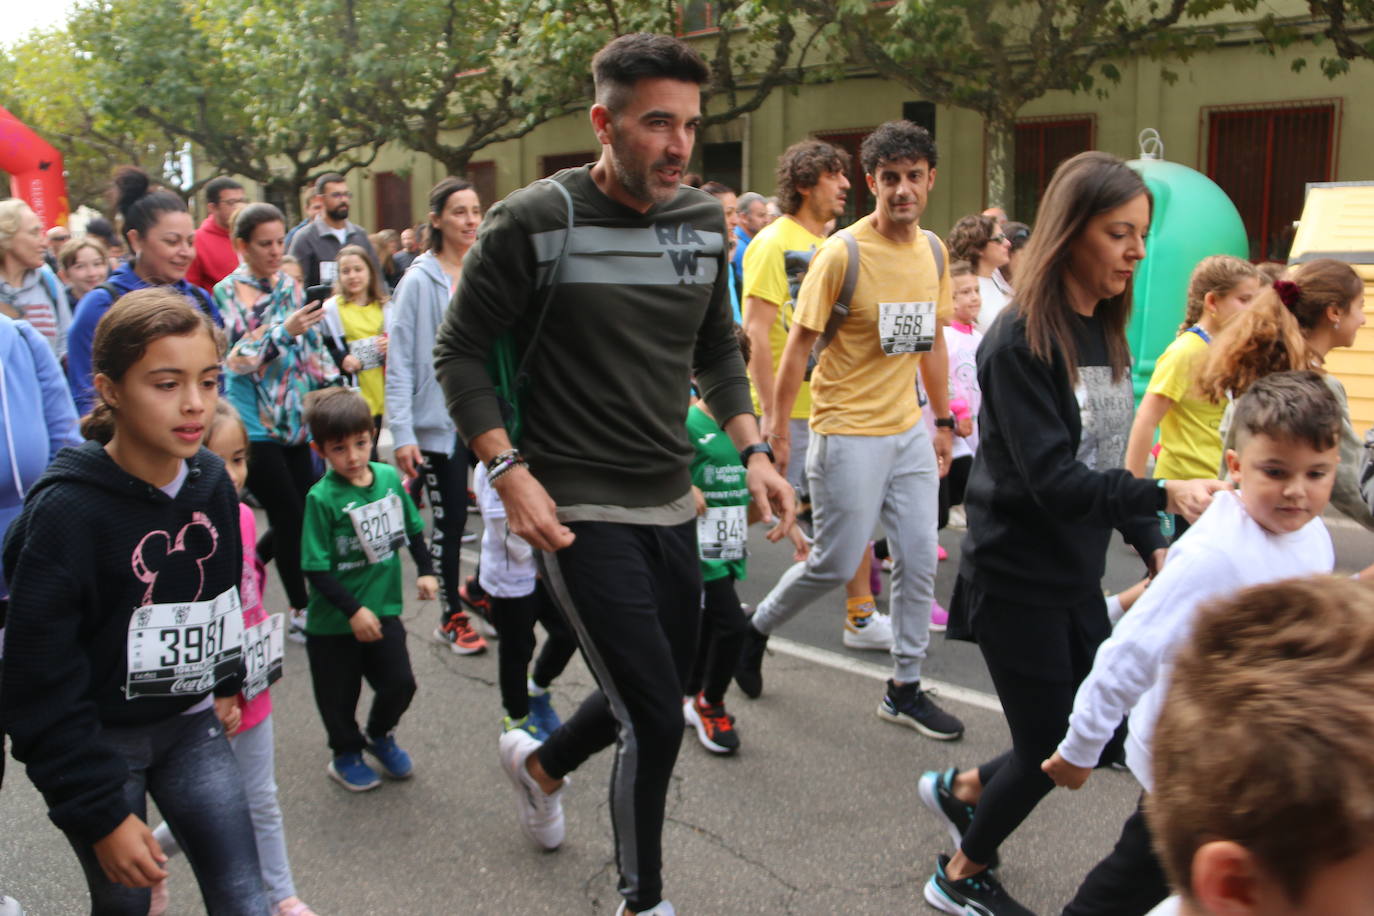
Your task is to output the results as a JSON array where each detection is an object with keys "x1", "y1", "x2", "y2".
[
  {"x1": 0, "y1": 442, "x2": 243, "y2": 843},
  {"x1": 434, "y1": 166, "x2": 753, "y2": 509},
  {"x1": 959, "y1": 311, "x2": 1166, "y2": 606}
]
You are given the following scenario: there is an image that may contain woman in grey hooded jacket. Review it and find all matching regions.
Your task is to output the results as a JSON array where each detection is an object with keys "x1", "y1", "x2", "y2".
[{"x1": 386, "y1": 177, "x2": 487, "y2": 655}]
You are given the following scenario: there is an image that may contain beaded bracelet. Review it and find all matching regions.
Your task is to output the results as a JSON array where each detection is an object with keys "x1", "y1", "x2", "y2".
[{"x1": 487, "y1": 449, "x2": 527, "y2": 484}]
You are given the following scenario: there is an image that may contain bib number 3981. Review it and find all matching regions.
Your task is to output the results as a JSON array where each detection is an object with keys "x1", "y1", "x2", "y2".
[
  {"x1": 878, "y1": 300, "x2": 936, "y2": 355},
  {"x1": 242, "y1": 613, "x2": 285, "y2": 701},
  {"x1": 698, "y1": 505, "x2": 747, "y2": 561},
  {"x1": 348, "y1": 492, "x2": 406, "y2": 564},
  {"x1": 125, "y1": 588, "x2": 244, "y2": 699}
]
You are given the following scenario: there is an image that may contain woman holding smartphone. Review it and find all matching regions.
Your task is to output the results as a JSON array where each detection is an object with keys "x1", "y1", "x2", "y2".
[{"x1": 214, "y1": 203, "x2": 339, "y2": 638}]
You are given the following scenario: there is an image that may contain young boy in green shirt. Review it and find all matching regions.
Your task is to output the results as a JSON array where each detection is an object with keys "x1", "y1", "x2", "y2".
[
  {"x1": 300, "y1": 387, "x2": 438, "y2": 791},
  {"x1": 685, "y1": 330, "x2": 808, "y2": 754}
]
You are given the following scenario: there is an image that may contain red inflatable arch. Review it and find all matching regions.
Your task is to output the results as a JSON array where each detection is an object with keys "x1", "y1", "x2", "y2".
[{"x1": 0, "y1": 106, "x2": 69, "y2": 229}]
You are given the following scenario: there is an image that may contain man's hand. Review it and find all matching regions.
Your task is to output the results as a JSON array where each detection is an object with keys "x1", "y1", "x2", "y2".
[
  {"x1": 394, "y1": 444, "x2": 423, "y2": 480},
  {"x1": 93, "y1": 814, "x2": 167, "y2": 888},
  {"x1": 1164, "y1": 479, "x2": 1232, "y2": 523},
  {"x1": 350, "y1": 607, "x2": 383, "y2": 643},
  {"x1": 1146, "y1": 548, "x2": 1169, "y2": 580},
  {"x1": 1041, "y1": 752, "x2": 1093, "y2": 790},
  {"x1": 493, "y1": 465, "x2": 575, "y2": 552},
  {"x1": 745, "y1": 453, "x2": 796, "y2": 544},
  {"x1": 214, "y1": 696, "x2": 242, "y2": 737},
  {"x1": 416, "y1": 575, "x2": 439, "y2": 600},
  {"x1": 933, "y1": 427, "x2": 954, "y2": 479},
  {"x1": 956, "y1": 415, "x2": 974, "y2": 438},
  {"x1": 692, "y1": 485, "x2": 706, "y2": 517}
]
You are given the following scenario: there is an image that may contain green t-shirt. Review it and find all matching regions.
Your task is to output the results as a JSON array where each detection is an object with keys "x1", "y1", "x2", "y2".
[
  {"x1": 301, "y1": 462, "x2": 425, "y2": 635},
  {"x1": 687, "y1": 405, "x2": 749, "y2": 582}
]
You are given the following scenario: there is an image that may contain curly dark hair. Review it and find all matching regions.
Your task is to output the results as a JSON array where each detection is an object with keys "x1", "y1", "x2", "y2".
[
  {"x1": 859, "y1": 121, "x2": 937, "y2": 175},
  {"x1": 946, "y1": 214, "x2": 999, "y2": 272},
  {"x1": 774, "y1": 140, "x2": 849, "y2": 216}
]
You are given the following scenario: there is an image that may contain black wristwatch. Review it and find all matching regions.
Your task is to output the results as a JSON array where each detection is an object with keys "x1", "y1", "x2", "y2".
[
  {"x1": 739, "y1": 442, "x2": 775, "y2": 465},
  {"x1": 933, "y1": 416, "x2": 956, "y2": 429}
]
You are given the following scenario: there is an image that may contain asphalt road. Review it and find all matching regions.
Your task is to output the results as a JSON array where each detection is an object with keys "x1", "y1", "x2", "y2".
[{"x1": 3, "y1": 494, "x2": 1369, "y2": 915}]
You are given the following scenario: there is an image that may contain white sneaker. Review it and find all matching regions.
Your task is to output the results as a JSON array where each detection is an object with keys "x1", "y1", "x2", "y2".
[
  {"x1": 947, "y1": 505, "x2": 967, "y2": 529},
  {"x1": 615, "y1": 900, "x2": 676, "y2": 915},
  {"x1": 843, "y1": 610, "x2": 894, "y2": 650},
  {"x1": 0, "y1": 895, "x2": 24, "y2": 916},
  {"x1": 498, "y1": 727, "x2": 567, "y2": 850},
  {"x1": 286, "y1": 608, "x2": 308, "y2": 645}
]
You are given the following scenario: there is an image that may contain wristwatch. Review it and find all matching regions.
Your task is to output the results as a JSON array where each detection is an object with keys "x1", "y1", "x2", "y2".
[
  {"x1": 933, "y1": 416, "x2": 956, "y2": 429},
  {"x1": 739, "y1": 442, "x2": 775, "y2": 465}
]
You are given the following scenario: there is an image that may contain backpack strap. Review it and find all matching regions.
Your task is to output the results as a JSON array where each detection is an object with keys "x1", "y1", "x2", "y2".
[
  {"x1": 514, "y1": 177, "x2": 576, "y2": 380},
  {"x1": 810, "y1": 229, "x2": 859, "y2": 360},
  {"x1": 811, "y1": 228, "x2": 946, "y2": 362}
]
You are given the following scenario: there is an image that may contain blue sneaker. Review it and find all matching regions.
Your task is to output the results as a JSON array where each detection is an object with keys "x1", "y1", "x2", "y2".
[
  {"x1": 527, "y1": 691, "x2": 562, "y2": 742},
  {"x1": 328, "y1": 752, "x2": 381, "y2": 791},
  {"x1": 365, "y1": 732, "x2": 414, "y2": 779}
]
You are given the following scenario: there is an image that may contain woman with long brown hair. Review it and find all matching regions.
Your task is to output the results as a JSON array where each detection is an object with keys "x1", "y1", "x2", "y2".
[{"x1": 919, "y1": 152, "x2": 1227, "y2": 916}]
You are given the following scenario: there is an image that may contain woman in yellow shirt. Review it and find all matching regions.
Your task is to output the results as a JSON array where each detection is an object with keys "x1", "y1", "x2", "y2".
[
  {"x1": 1124, "y1": 255, "x2": 1260, "y2": 533},
  {"x1": 322, "y1": 244, "x2": 389, "y2": 431}
]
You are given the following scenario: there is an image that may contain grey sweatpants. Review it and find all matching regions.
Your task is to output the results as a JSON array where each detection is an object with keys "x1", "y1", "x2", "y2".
[{"x1": 753, "y1": 422, "x2": 940, "y2": 683}]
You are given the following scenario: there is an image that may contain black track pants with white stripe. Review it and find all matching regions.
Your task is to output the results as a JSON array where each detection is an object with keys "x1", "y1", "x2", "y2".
[{"x1": 537, "y1": 519, "x2": 701, "y2": 914}]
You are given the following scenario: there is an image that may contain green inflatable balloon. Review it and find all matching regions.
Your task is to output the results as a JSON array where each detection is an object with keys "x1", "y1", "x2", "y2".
[{"x1": 1126, "y1": 154, "x2": 1249, "y2": 403}]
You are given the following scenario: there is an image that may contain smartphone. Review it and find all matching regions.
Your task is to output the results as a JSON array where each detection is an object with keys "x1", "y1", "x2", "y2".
[{"x1": 304, "y1": 285, "x2": 331, "y2": 309}]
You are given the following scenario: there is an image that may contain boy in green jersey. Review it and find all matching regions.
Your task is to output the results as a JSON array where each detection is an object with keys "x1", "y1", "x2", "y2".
[
  {"x1": 300, "y1": 388, "x2": 438, "y2": 791},
  {"x1": 685, "y1": 330, "x2": 808, "y2": 754}
]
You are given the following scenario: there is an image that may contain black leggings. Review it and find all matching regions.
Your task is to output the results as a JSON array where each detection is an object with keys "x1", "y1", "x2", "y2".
[
  {"x1": 492, "y1": 581, "x2": 578, "y2": 720},
  {"x1": 684, "y1": 575, "x2": 749, "y2": 705},
  {"x1": 536, "y1": 520, "x2": 701, "y2": 913},
  {"x1": 419, "y1": 445, "x2": 470, "y2": 625},
  {"x1": 938, "y1": 454, "x2": 973, "y2": 530},
  {"x1": 247, "y1": 441, "x2": 319, "y2": 610},
  {"x1": 957, "y1": 587, "x2": 1111, "y2": 866}
]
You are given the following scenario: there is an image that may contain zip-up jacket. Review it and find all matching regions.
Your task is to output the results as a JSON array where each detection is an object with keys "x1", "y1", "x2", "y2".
[{"x1": 386, "y1": 252, "x2": 458, "y2": 455}]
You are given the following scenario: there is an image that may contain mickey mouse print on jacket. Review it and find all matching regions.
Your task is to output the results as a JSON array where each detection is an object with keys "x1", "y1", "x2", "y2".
[{"x1": 0, "y1": 440, "x2": 245, "y2": 841}]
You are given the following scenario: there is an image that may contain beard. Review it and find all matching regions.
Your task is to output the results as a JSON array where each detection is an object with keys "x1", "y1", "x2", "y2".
[
  {"x1": 326, "y1": 203, "x2": 350, "y2": 222},
  {"x1": 610, "y1": 137, "x2": 682, "y2": 207}
]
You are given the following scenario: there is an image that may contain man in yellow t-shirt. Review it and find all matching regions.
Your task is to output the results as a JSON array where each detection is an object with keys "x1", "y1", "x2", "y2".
[
  {"x1": 742, "y1": 139, "x2": 850, "y2": 490},
  {"x1": 737, "y1": 121, "x2": 964, "y2": 741}
]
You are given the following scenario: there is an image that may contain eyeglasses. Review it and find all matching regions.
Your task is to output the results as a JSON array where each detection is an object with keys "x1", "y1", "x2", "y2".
[
  {"x1": 324, "y1": 191, "x2": 352, "y2": 201},
  {"x1": 218, "y1": 198, "x2": 247, "y2": 208}
]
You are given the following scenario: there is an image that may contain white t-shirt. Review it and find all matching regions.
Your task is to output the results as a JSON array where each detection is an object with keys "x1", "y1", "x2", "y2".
[
  {"x1": 975, "y1": 274, "x2": 1011, "y2": 333},
  {"x1": 1056, "y1": 490, "x2": 1334, "y2": 790},
  {"x1": 472, "y1": 462, "x2": 537, "y2": 599}
]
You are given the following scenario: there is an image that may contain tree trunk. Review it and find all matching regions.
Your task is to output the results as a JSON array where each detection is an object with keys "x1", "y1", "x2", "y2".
[{"x1": 983, "y1": 109, "x2": 1015, "y2": 215}]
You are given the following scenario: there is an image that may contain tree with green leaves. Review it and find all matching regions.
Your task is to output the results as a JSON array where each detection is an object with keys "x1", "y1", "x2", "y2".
[
  {"x1": 801, "y1": 0, "x2": 1206, "y2": 211},
  {"x1": 0, "y1": 26, "x2": 183, "y2": 210},
  {"x1": 325, "y1": 0, "x2": 842, "y2": 179},
  {"x1": 69, "y1": 0, "x2": 380, "y2": 220}
]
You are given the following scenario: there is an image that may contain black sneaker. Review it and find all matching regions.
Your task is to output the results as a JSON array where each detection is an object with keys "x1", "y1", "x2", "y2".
[
  {"x1": 733, "y1": 622, "x2": 769, "y2": 699},
  {"x1": 918, "y1": 768, "x2": 999, "y2": 870},
  {"x1": 924, "y1": 854, "x2": 1033, "y2": 915},
  {"x1": 876, "y1": 679, "x2": 963, "y2": 740}
]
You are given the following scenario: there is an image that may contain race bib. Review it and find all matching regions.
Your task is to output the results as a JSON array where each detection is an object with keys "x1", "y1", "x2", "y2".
[
  {"x1": 878, "y1": 300, "x2": 936, "y2": 355},
  {"x1": 349, "y1": 335, "x2": 385, "y2": 371},
  {"x1": 319, "y1": 260, "x2": 338, "y2": 284},
  {"x1": 348, "y1": 492, "x2": 406, "y2": 564},
  {"x1": 125, "y1": 588, "x2": 244, "y2": 699},
  {"x1": 241, "y1": 613, "x2": 285, "y2": 701},
  {"x1": 698, "y1": 505, "x2": 747, "y2": 561}
]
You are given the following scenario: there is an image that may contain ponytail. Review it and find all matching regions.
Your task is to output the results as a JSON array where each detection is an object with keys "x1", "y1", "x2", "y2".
[
  {"x1": 1198, "y1": 293, "x2": 1312, "y2": 402},
  {"x1": 81, "y1": 402, "x2": 117, "y2": 444},
  {"x1": 1178, "y1": 255, "x2": 1260, "y2": 336}
]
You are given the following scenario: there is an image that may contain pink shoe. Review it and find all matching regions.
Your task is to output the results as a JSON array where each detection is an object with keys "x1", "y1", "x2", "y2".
[
  {"x1": 937, "y1": 545, "x2": 948, "y2": 562},
  {"x1": 930, "y1": 601, "x2": 948, "y2": 632}
]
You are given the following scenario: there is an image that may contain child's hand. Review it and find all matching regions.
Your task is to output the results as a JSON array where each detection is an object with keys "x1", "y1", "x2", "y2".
[
  {"x1": 1041, "y1": 751, "x2": 1093, "y2": 790},
  {"x1": 341, "y1": 354, "x2": 363, "y2": 373},
  {"x1": 350, "y1": 607, "x2": 384, "y2": 642},
  {"x1": 416, "y1": 575, "x2": 439, "y2": 600},
  {"x1": 93, "y1": 814, "x2": 167, "y2": 888},
  {"x1": 377, "y1": 335, "x2": 388, "y2": 358},
  {"x1": 956, "y1": 415, "x2": 973, "y2": 438},
  {"x1": 787, "y1": 524, "x2": 811, "y2": 563},
  {"x1": 692, "y1": 486, "x2": 706, "y2": 517},
  {"x1": 214, "y1": 696, "x2": 242, "y2": 737}
]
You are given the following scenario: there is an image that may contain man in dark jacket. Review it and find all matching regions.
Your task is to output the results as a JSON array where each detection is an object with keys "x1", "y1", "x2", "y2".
[{"x1": 286, "y1": 173, "x2": 376, "y2": 288}]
